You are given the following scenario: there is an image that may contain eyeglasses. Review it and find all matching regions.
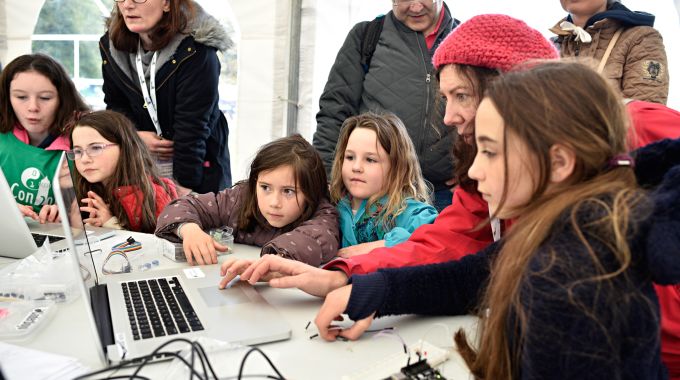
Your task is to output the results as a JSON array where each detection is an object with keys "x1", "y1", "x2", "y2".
[
  {"x1": 66, "y1": 143, "x2": 118, "y2": 160},
  {"x1": 113, "y1": 0, "x2": 148, "y2": 3},
  {"x1": 392, "y1": 0, "x2": 436, "y2": 7}
]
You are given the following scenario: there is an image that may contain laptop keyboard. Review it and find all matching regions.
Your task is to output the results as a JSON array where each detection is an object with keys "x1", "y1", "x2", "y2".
[
  {"x1": 121, "y1": 277, "x2": 204, "y2": 340},
  {"x1": 31, "y1": 233, "x2": 65, "y2": 247}
]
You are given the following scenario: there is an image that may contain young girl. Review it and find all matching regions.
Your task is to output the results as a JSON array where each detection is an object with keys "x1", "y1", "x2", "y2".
[
  {"x1": 331, "y1": 113, "x2": 437, "y2": 258},
  {"x1": 68, "y1": 110, "x2": 177, "y2": 233},
  {"x1": 316, "y1": 61, "x2": 680, "y2": 378},
  {"x1": 155, "y1": 135, "x2": 340, "y2": 267},
  {"x1": 0, "y1": 53, "x2": 89, "y2": 222}
]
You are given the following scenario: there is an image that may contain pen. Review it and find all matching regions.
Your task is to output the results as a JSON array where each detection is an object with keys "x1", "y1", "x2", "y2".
[{"x1": 226, "y1": 275, "x2": 241, "y2": 289}]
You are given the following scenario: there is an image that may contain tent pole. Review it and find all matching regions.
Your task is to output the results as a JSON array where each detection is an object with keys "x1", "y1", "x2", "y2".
[{"x1": 286, "y1": 0, "x2": 302, "y2": 135}]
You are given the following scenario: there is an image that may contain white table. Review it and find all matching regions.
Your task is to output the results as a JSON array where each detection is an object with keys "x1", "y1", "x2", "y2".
[{"x1": 3, "y1": 231, "x2": 478, "y2": 379}]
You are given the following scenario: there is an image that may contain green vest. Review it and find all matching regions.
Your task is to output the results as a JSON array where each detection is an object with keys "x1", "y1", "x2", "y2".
[{"x1": 0, "y1": 132, "x2": 62, "y2": 212}]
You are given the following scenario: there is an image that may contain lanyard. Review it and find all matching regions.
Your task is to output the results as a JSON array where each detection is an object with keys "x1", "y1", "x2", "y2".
[{"x1": 135, "y1": 41, "x2": 162, "y2": 136}]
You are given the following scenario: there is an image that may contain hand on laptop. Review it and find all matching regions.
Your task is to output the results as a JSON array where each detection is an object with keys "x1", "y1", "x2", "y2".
[
  {"x1": 17, "y1": 203, "x2": 39, "y2": 220},
  {"x1": 80, "y1": 191, "x2": 113, "y2": 227},
  {"x1": 180, "y1": 223, "x2": 228, "y2": 265},
  {"x1": 17, "y1": 203, "x2": 60, "y2": 224},
  {"x1": 219, "y1": 255, "x2": 349, "y2": 297}
]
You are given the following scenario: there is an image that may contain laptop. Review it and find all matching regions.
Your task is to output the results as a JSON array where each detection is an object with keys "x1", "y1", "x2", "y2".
[
  {"x1": 52, "y1": 154, "x2": 291, "y2": 364},
  {"x1": 0, "y1": 162, "x2": 115, "y2": 259},
  {"x1": 0, "y1": 166, "x2": 68, "y2": 258}
]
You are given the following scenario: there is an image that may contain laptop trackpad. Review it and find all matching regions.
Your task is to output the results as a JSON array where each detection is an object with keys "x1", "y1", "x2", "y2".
[{"x1": 198, "y1": 286, "x2": 251, "y2": 307}]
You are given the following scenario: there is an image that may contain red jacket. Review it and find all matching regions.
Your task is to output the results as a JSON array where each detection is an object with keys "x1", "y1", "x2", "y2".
[
  {"x1": 627, "y1": 100, "x2": 680, "y2": 149},
  {"x1": 327, "y1": 100, "x2": 680, "y2": 377},
  {"x1": 324, "y1": 187, "x2": 507, "y2": 274},
  {"x1": 627, "y1": 100, "x2": 680, "y2": 379},
  {"x1": 115, "y1": 178, "x2": 177, "y2": 232}
]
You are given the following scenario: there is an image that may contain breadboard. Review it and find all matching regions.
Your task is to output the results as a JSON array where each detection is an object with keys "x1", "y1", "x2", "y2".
[{"x1": 342, "y1": 340, "x2": 450, "y2": 380}]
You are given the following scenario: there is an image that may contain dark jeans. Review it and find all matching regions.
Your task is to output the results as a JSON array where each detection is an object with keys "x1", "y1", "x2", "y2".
[{"x1": 432, "y1": 188, "x2": 453, "y2": 212}]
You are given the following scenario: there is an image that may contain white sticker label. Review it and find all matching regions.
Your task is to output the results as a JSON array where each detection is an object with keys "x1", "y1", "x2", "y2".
[{"x1": 183, "y1": 267, "x2": 205, "y2": 279}]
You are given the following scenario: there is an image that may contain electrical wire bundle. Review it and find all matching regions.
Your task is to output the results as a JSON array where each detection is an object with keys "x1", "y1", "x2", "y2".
[{"x1": 73, "y1": 338, "x2": 286, "y2": 380}]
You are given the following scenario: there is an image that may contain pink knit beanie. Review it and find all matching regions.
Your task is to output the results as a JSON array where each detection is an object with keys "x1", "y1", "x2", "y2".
[{"x1": 433, "y1": 14, "x2": 559, "y2": 72}]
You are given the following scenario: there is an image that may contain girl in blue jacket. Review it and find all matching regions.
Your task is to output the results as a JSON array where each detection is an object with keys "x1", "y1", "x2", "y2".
[{"x1": 330, "y1": 112, "x2": 437, "y2": 258}]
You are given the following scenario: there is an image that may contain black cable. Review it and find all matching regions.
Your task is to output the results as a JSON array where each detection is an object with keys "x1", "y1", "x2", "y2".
[
  {"x1": 237, "y1": 347, "x2": 286, "y2": 380},
  {"x1": 75, "y1": 339, "x2": 216, "y2": 380},
  {"x1": 130, "y1": 339, "x2": 217, "y2": 380}
]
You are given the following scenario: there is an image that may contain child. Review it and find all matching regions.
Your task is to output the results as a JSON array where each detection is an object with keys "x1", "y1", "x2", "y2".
[
  {"x1": 315, "y1": 61, "x2": 680, "y2": 378},
  {"x1": 68, "y1": 110, "x2": 177, "y2": 233},
  {"x1": 0, "y1": 53, "x2": 89, "y2": 222},
  {"x1": 155, "y1": 135, "x2": 340, "y2": 267},
  {"x1": 330, "y1": 113, "x2": 437, "y2": 258}
]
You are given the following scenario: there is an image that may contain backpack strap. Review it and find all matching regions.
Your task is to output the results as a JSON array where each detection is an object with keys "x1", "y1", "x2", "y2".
[{"x1": 360, "y1": 15, "x2": 385, "y2": 74}]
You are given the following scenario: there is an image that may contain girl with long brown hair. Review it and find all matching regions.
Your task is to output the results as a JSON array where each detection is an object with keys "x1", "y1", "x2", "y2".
[
  {"x1": 313, "y1": 61, "x2": 680, "y2": 379},
  {"x1": 155, "y1": 135, "x2": 340, "y2": 268},
  {"x1": 68, "y1": 110, "x2": 177, "y2": 233},
  {"x1": 329, "y1": 112, "x2": 437, "y2": 258}
]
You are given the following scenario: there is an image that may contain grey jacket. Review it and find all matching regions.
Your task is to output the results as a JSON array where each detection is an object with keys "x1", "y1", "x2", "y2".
[
  {"x1": 155, "y1": 183, "x2": 340, "y2": 266},
  {"x1": 313, "y1": 5, "x2": 458, "y2": 191}
]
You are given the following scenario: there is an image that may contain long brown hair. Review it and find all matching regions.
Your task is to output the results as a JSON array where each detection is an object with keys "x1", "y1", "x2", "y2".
[
  {"x1": 70, "y1": 110, "x2": 171, "y2": 232},
  {"x1": 456, "y1": 61, "x2": 647, "y2": 379},
  {"x1": 330, "y1": 112, "x2": 431, "y2": 228},
  {"x1": 108, "y1": 0, "x2": 195, "y2": 52},
  {"x1": 237, "y1": 135, "x2": 329, "y2": 232},
  {"x1": 438, "y1": 64, "x2": 500, "y2": 193},
  {"x1": 0, "y1": 54, "x2": 89, "y2": 135}
]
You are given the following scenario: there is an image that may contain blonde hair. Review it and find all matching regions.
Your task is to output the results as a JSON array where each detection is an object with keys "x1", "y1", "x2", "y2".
[
  {"x1": 330, "y1": 112, "x2": 431, "y2": 229},
  {"x1": 456, "y1": 61, "x2": 650, "y2": 379}
]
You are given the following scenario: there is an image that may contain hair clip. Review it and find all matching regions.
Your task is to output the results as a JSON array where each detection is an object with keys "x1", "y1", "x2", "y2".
[{"x1": 607, "y1": 154, "x2": 635, "y2": 169}]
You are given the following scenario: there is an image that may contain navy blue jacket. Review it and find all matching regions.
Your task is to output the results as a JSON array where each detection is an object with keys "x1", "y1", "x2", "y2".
[
  {"x1": 347, "y1": 138, "x2": 680, "y2": 379},
  {"x1": 99, "y1": 8, "x2": 231, "y2": 193}
]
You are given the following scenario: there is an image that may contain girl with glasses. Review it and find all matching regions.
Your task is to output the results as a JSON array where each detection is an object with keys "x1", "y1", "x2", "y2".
[
  {"x1": 0, "y1": 53, "x2": 89, "y2": 224},
  {"x1": 69, "y1": 110, "x2": 177, "y2": 233},
  {"x1": 100, "y1": 0, "x2": 232, "y2": 196}
]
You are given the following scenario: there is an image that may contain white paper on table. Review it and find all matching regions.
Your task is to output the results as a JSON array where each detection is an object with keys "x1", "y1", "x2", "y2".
[{"x1": 0, "y1": 341, "x2": 89, "y2": 380}]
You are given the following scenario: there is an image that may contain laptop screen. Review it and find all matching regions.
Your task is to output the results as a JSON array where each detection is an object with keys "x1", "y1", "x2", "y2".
[
  {"x1": 52, "y1": 153, "x2": 109, "y2": 365},
  {"x1": 52, "y1": 154, "x2": 100, "y2": 288}
]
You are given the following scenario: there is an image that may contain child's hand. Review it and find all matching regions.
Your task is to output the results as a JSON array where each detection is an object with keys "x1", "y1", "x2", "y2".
[
  {"x1": 181, "y1": 223, "x2": 228, "y2": 266},
  {"x1": 218, "y1": 258, "x2": 255, "y2": 288},
  {"x1": 38, "y1": 204, "x2": 60, "y2": 224},
  {"x1": 337, "y1": 240, "x2": 385, "y2": 258},
  {"x1": 315, "y1": 285, "x2": 375, "y2": 341},
  {"x1": 80, "y1": 191, "x2": 113, "y2": 227},
  {"x1": 17, "y1": 203, "x2": 39, "y2": 220},
  {"x1": 233, "y1": 255, "x2": 349, "y2": 297}
]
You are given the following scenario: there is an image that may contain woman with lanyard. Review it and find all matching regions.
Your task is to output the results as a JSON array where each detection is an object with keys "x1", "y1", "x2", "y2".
[{"x1": 99, "y1": 0, "x2": 232, "y2": 195}]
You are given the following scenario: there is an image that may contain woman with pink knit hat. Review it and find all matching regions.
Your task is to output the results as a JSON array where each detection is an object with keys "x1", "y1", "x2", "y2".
[{"x1": 221, "y1": 14, "x2": 558, "y2": 282}]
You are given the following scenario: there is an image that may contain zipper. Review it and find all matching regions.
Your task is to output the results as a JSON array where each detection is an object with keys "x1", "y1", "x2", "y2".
[
  {"x1": 415, "y1": 34, "x2": 430, "y2": 155},
  {"x1": 157, "y1": 48, "x2": 196, "y2": 90}
]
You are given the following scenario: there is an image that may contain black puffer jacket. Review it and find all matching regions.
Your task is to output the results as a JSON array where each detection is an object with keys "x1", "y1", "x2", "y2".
[
  {"x1": 99, "y1": 5, "x2": 232, "y2": 193},
  {"x1": 313, "y1": 4, "x2": 458, "y2": 191}
]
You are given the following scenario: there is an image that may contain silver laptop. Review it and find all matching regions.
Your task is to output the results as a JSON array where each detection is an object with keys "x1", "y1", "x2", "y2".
[
  {"x1": 52, "y1": 155, "x2": 291, "y2": 364},
  {"x1": 0, "y1": 166, "x2": 69, "y2": 258}
]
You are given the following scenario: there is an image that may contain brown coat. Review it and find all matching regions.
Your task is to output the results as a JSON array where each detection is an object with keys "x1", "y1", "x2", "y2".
[
  {"x1": 551, "y1": 18, "x2": 669, "y2": 104},
  {"x1": 155, "y1": 183, "x2": 340, "y2": 266}
]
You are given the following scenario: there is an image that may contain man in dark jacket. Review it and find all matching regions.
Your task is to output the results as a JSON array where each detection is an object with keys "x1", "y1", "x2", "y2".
[{"x1": 313, "y1": 0, "x2": 458, "y2": 211}]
